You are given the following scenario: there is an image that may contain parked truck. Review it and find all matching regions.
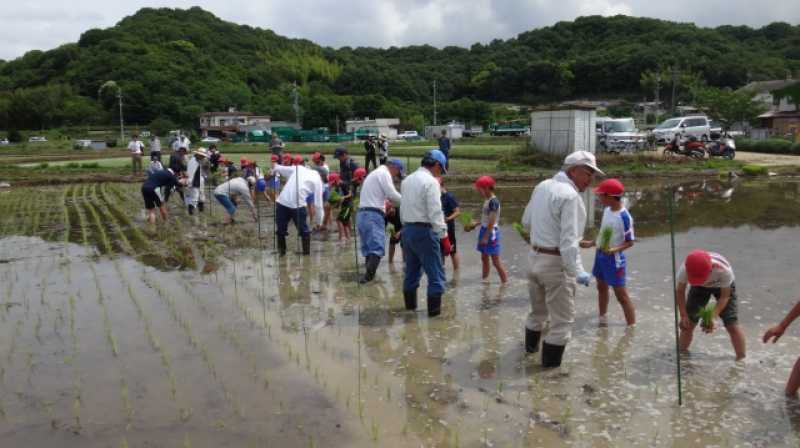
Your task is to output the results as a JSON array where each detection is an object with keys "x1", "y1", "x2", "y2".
[{"x1": 489, "y1": 121, "x2": 530, "y2": 136}]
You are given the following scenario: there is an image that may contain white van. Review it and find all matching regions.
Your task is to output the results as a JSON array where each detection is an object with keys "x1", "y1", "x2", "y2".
[{"x1": 653, "y1": 115, "x2": 711, "y2": 143}]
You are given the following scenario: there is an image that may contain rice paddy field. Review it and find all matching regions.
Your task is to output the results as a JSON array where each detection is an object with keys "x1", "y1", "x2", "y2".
[{"x1": 1, "y1": 177, "x2": 800, "y2": 447}]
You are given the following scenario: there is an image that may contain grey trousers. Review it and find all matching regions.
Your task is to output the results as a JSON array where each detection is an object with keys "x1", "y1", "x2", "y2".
[{"x1": 526, "y1": 251, "x2": 577, "y2": 346}]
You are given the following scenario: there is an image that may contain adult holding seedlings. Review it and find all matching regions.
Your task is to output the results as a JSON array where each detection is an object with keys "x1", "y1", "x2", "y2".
[
  {"x1": 676, "y1": 249, "x2": 746, "y2": 360},
  {"x1": 270, "y1": 158, "x2": 324, "y2": 256},
  {"x1": 214, "y1": 176, "x2": 257, "y2": 225},
  {"x1": 185, "y1": 147, "x2": 208, "y2": 215},
  {"x1": 520, "y1": 150, "x2": 603, "y2": 367},
  {"x1": 356, "y1": 159, "x2": 404, "y2": 283},
  {"x1": 141, "y1": 169, "x2": 185, "y2": 224},
  {"x1": 128, "y1": 134, "x2": 145, "y2": 175},
  {"x1": 399, "y1": 149, "x2": 450, "y2": 317},
  {"x1": 763, "y1": 301, "x2": 800, "y2": 396},
  {"x1": 579, "y1": 178, "x2": 636, "y2": 326}
]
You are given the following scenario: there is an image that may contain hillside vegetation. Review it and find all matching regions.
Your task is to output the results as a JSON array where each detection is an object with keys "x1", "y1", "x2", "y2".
[{"x1": 0, "y1": 7, "x2": 798, "y2": 131}]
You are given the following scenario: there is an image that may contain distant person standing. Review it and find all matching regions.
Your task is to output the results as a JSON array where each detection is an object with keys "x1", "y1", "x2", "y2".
[
  {"x1": 128, "y1": 134, "x2": 145, "y2": 174},
  {"x1": 438, "y1": 130, "x2": 451, "y2": 170},
  {"x1": 270, "y1": 133, "x2": 285, "y2": 157},
  {"x1": 378, "y1": 134, "x2": 389, "y2": 165},
  {"x1": 364, "y1": 136, "x2": 378, "y2": 172},
  {"x1": 149, "y1": 135, "x2": 162, "y2": 162},
  {"x1": 185, "y1": 148, "x2": 208, "y2": 215},
  {"x1": 208, "y1": 144, "x2": 221, "y2": 173},
  {"x1": 171, "y1": 133, "x2": 191, "y2": 153}
]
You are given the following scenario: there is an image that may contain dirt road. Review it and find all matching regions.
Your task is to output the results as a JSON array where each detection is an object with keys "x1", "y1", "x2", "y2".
[{"x1": 724, "y1": 151, "x2": 800, "y2": 166}]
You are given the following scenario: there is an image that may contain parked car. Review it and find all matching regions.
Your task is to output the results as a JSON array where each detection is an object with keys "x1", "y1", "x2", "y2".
[
  {"x1": 0, "y1": 138, "x2": 9, "y2": 145},
  {"x1": 709, "y1": 120, "x2": 723, "y2": 140},
  {"x1": 652, "y1": 116, "x2": 711, "y2": 144},
  {"x1": 201, "y1": 136, "x2": 221, "y2": 144},
  {"x1": 396, "y1": 130, "x2": 419, "y2": 140},
  {"x1": 596, "y1": 117, "x2": 647, "y2": 152},
  {"x1": 28, "y1": 136, "x2": 48, "y2": 143},
  {"x1": 74, "y1": 139, "x2": 92, "y2": 149}
]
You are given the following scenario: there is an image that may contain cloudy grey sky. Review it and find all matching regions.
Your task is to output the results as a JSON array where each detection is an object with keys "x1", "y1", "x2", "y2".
[{"x1": 1, "y1": 0, "x2": 798, "y2": 60}]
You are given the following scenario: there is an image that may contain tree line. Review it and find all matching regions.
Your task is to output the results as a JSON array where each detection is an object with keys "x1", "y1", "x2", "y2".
[{"x1": 0, "y1": 7, "x2": 797, "y2": 133}]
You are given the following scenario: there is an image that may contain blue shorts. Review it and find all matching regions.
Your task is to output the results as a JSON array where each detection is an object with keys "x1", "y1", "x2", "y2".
[
  {"x1": 477, "y1": 226, "x2": 501, "y2": 256},
  {"x1": 256, "y1": 178, "x2": 267, "y2": 192},
  {"x1": 214, "y1": 193, "x2": 237, "y2": 216},
  {"x1": 306, "y1": 192, "x2": 314, "y2": 205},
  {"x1": 592, "y1": 251, "x2": 627, "y2": 287},
  {"x1": 267, "y1": 176, "x2": 280, "y2": 190},
  {"x1": 322, "y1": 185, "x2": 330, "y2": 203}
]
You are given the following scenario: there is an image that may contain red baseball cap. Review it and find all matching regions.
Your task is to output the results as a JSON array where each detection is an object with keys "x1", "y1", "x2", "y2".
[
  {"x1": 293, "y1": 155, "x2": 304, "y2": 165},
  {"x1": 270, "y1": 154, "x2": 279, "y2": 163},
  {"x1": 353, "y1": 167, "x2": 367, "y2": 181},
  {"x1": 474, "y1": 175, "x2": 496, "y2": 189},
  {"x1": 312, "y1": 152, "x2": 322, "y2": 162},
  {"x1": 685, "y1": 250, "x2": 712, "y2": 286},
  {"x1": 594, "y1": 178, "x2": 624, "y2": 196},
  {"x1": 282, "y1": 153, "x2": 293, "y2": 164},
  {"x1": 240, "y1": 156, "x2": 249, "y2": 167},
  {"x1": 328, "y1": 172, "x2": 341, "y2": 185}
]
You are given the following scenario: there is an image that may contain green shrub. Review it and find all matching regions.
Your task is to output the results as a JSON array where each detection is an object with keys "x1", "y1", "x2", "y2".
[
  {"x1": 736, "y1": 138, "x2": 793, "y2": 154},
  {"x1": 742, "y1": 164, "x2": 768, "y2": 176},
  {"x1": 65, "y1": 162, "x2": 81, "y2": 169},
  {"x1": 8, "y1": 129, "x2": 22, "y2": 143},
  {"x1": 37, "y1": 162, "x2": 49, "y2": 169},
  {"x1": 80, "y1": 162, "x2": 100, "y2": 169}
]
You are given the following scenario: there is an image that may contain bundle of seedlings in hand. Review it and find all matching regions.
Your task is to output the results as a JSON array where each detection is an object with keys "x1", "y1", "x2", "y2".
[
  {"x1": 328, "y1": 189, "x2": 341, "y2": 204},
  {"x1": 459, "y1": 212, "x2": 475, "y2": 231},
  {"x1": 386, "y1": 223, "x2": 396, "y2": 237},
  {"x1": 512, "y1": 222, "x2": 529, "y2": 241},
  {"x1": 697, "y1": 303, "x2": 715, "y2": 330},
  {"x1": 598, "y1": 226, "x2": 614, "y2": 252}
]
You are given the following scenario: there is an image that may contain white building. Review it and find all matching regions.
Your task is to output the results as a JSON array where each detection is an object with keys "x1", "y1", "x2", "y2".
[
  {"x1": 530, "y1": 105, "x2": 597, "y2": 155},
  {"x1": 345, "y1": 118, "x2": 400, "y2": 139},
  {"x1": 424, "y1": 122, "x2": 465, "y2": 140},
  {"x1": 199, "y1": 108, "x2": 271, "y2": 137}
]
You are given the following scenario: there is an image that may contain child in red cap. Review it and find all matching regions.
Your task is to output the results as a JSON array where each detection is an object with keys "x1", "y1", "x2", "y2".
[
  {"x1": 675, "y1": 249, "x2": 746, "y2": 360},
  {"x1": 580, "y1": 178, "x2": 636, "y2": 326},
  {"x1": 466, "y1": 176, "x2": 507, "y2": 283}
]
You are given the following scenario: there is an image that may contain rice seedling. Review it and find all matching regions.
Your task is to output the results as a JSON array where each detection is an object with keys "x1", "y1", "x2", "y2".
[
  {"x1": 697, "y1": 303, "x2": 715, "y2": 330},
  {"x1": 120, "y1": 378, "x2": 134, "y2": 426},
  {"x1": 183, "y1": 433, "x2": 192, "y2": 448},
  {"x1": 120, "y1": 437, "x2": 129, "y2": 448},
  {"x1": 459, "y1": 212, "x2": 475, "y2": 231},
  {"x1": 598, "y1": 226, "x2": 614, "y2": 253},
  {"x1": 71, "y1": 185, "x2": 89, "y2": 246},
  {"x1": 512, "y1": 222, "x2": 528, "y2": 241}
]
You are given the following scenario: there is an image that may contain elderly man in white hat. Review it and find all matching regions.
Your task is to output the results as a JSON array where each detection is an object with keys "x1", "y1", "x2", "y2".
[
  {"x1": 185, "y1": 147, "x2": 208, "y2": 215},
  {"x1": 520, "y1": 150, "x2": 604, "y2": 368}
]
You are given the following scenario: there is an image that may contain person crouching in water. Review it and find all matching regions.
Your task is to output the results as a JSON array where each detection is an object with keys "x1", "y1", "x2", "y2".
[
  {"x1": 676, "y1": 249, "x2": 746, "y2": 360},
  {"x1": 185, "y1": 147, "x2": 208, "y2": 214},
  {"x1": 141, "y1": 168, "x2": 185, "y2": 224},
  {"x1": 579, "y1": 179, "x2": 636, "y2": 326},
  {"x1": 214, "y1": 176, "x2": 257, "y2": 225},
  {"x1": 438, "y1": 177, "x2": 460, "y2": 271}
]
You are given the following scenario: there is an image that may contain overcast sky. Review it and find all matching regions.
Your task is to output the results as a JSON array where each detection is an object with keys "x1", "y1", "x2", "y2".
[{"x1": 1, "y1": 0, "x2": 799, "y2": 60}]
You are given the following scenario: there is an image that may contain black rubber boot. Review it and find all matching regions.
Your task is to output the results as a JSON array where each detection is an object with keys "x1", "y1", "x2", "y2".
[
  {"x1": 525, "y1": 328, "x2": 541, "y2": 354},
  {"x1": 197, "y1": 201, "x2": 205, "y2": 212},
  {"x1": 403, "y1": 290, "x2": 417, "y2": 311},
  {"x1": 301, "y1": 235, "x2": 311, "y2": 255},
  {"x1": 541, "y1": 342, "x2": 566, "y2": 368},
  {"x1": 187, "y1": 204, "x2": 195, "y2": 215},
  {"x1": 427, "y1": 295, "x2": 442, "y2": 318},
  {"x1": 277, "y1": 235, "x2": 287, "y2": 257},
  {"x1": 359, "y1": 255, "x2": 380, "y2": 284}
]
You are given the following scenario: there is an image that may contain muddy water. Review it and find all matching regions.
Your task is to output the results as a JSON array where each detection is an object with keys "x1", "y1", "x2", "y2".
[{"x1": 2, "y1": 178, "x2": 800, "y2": 447}]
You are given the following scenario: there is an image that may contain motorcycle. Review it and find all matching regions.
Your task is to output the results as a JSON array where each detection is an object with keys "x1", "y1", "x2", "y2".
[
  {"x1": 706, "y1": 134, "x2": 736, "y2": 160},
  {"x1": 663, "y1": 134, "x2": 706, "y2": 160}
]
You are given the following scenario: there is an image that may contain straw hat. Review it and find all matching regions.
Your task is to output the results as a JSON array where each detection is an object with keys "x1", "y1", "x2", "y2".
[{"x1": 193, "y1": 147, "x2": 208, "y2": 158}]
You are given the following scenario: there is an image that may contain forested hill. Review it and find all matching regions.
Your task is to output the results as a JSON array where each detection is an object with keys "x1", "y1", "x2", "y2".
[{"x1": 0, "y1": 6, "x2": 798, "y2": 131}]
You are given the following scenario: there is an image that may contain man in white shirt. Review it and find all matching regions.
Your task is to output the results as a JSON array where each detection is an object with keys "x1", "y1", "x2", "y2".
[
  {"x1": 271, "y1": 160, "x2": 324, "y2": 256},
  {"x1": 185, "y1": 148, "x2": 208, "y2": 215},
  {"x1": 676, "y1": 249, "x2": 746, "y2": 360},
  {"x1": 399, "y1": 150, "x2": 451, "y2": 317},
  {"x1": 356, "y1": 159, "x2": 403, "y2": 284},
  {"x1": 128, "y1": 134, "x2": 145, "y2": 175},
  {"x1": 520, "y1": 150, "x2": 603, "y2": 367},
  {"x1": 149, "y1": 135, "x2": 162, "y2": 162}
]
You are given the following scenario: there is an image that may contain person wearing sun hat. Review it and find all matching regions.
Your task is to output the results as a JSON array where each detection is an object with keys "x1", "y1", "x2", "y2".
[
  {"x1": 676, "y1": 249, "x2": 746, "y2": 360},
  {"x1": 185, "y1": 147, "x2": 208, "y2": 215},
  {"x1": 520, "y1": 150, "x2": 604, "y2": 367}
]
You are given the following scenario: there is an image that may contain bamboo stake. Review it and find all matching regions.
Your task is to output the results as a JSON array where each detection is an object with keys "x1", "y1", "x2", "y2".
[{"x1": 668, "y1": 187, "x2": 682, "y2": 406}]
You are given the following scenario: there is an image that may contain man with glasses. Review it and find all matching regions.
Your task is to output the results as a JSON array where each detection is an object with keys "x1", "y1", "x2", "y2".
[{"x1": 520, "y1": 150, "x2": 604, "y2": 368}]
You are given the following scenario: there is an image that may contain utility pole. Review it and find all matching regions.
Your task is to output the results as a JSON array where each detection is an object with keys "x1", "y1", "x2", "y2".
[
  {"x1": 671, "y1": 66, "x2": 678, "y2": 115},
  {"x1": 433, "y1": 80, "x2": 437, "y2": 126},
  {"x1": 99, "y1": 81, "x2": 124, "y2": 144},
  {"x1": 292, "y1": 81, "x2": 301, "y2": 127}
]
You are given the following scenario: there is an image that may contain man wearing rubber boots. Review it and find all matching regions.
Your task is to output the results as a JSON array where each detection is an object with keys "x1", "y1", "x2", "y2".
[
  {"x1": 270, "y1": 158, "x2": 324, "y2": 256},
  {"x1": 356, "y1": 159, "x2": 404, "y2": 284},
  {"x1": 400, "y1": 150, "x2": 451, "y2": 317},
  {"x1": 521, "y1": 150, "x2": 603, "y2": 367}
]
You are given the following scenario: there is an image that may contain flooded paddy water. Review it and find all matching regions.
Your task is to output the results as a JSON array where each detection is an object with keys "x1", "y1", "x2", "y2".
[{"x1": 1, "y1": 177, "x2": 800, "y2": 447}]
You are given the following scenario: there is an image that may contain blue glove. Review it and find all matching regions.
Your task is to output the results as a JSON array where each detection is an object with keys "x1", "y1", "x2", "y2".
[{"x1": 576, "y1": 271, "x2": 592, "y2": 286}]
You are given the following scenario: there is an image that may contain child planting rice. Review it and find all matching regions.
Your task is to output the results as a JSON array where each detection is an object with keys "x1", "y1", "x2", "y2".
[
  {"x1": 763, "y1": 301, "x2": 800, "y2": 396},
  {"x1": 464, "y1": 176, "x2": 507, "y2": 284}
]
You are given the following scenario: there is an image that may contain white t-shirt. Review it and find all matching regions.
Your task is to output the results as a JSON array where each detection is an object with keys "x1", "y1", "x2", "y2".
[
  {"x1": 128, "y1": 140, "x2": 144, "y2": 155},
  {"x1": 597, "y1": 207, "x2": 634, "y2": 248},
  {"x1": 677, "y1": 252, "x2": 735, "y2": 288}
]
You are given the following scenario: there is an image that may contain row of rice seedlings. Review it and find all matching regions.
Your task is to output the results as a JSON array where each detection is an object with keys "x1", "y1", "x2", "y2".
[
  {"x1": 70, "y1": 184, "x2": 90, "y2": 246},
  {"x1": 100, "y1": 183, "x2": 152, "y2": 253},
  {"x1": 11, "y1": 188, "x2": 33, "y2": 235},
  {"x1": 140, "y1": 274, "x2": 242, "y2": 418},
  {"x1": 60, "y1": 186, "x2": 70, "y2": 249},
  {"x1": 82, "y1": 186, "x2": 113, "y2": 254},
  {"x1": 1, "y1": 192, "x2": 24, "y2": 235}
]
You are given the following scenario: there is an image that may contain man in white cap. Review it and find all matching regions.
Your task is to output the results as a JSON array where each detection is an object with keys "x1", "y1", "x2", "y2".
[
  {"x1": 185, "y1": 147, "x2": 208, "y2": 215},
  {"x1": 520, "y1": 150, "x2": 603, "y2": 368}
]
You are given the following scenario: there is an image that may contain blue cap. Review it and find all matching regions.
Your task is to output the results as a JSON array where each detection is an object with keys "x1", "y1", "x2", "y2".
[
  {"x1": 386, "y1": 159, "x2": 405, "y2": 177},
  {"x1": 334, "y1": 146, "x2": 347, "y2": 158},
  {"x1": 424, "y1": 149, "x2": 448, "y2": 174}
]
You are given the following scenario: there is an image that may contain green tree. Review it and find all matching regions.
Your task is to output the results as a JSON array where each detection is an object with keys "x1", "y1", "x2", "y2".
[{"x1": 693, "y1": 86, "x2": 766, "y2": 127}]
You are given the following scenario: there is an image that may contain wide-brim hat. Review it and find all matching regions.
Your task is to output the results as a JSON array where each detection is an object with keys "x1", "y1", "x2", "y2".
[
  {"x1": 193, "y1": 147, "x2": 208, "y2": 157},
  {"x1": 563, "y1": 150, "x2": 604, "y2": 176}
]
